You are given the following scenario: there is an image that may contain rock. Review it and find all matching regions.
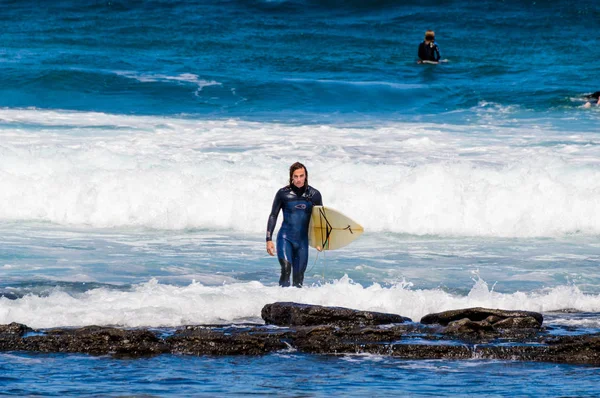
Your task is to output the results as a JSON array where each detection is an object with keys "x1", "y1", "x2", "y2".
[
  {"x1": 0, "y1": 323, "x2": 32, "y2": 351},
  {"x1": 476, "y1": 335, "x2": 600, "y2": 365},
  {"x1": 262, "y1": 302, "x2": 412, "y2": 327},
  {"x1": 17, "y1": 326, "x2": 169, "y2": 357},
  {"x1": 420, "y1": 307, "x2": 543, "y2": 328},
  {"x1": 445, "y1": 318, "x2": 495, "y2": 334},
  {"x1": 493, "y1": 316, "x2": 541, "y2": 329},
  {"x1": 292, "y1": 323, "x2": 425, "y2": 354},
  {"x1": 484, "y1": 315, "x2": 502, "y2": 324},
  {"x1": 167, "y1": 325, "x2": 288, "y2": 355},
  {"x1": 0, "y1": 322, "x2": 31, "y2": 337},
  {"x1": 1, "y1": 304, "x2": 598, "y2": 365}
]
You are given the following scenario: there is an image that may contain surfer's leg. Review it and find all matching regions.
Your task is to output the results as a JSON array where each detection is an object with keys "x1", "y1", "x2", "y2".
[
  {"x1": 292, "y1": 242, "x2": 309, "y2": 288},
  {"x1": 278, "y1": 258, "x2": 292, "y2": 287},
  {"x1": 277, "y1": 236, "x2": 293, "y2": 287}
]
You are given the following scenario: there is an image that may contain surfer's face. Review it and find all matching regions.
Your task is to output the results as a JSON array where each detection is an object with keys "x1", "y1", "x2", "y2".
[{"x1": 292, "y1": 168, "x2": 306, "y2": 188}]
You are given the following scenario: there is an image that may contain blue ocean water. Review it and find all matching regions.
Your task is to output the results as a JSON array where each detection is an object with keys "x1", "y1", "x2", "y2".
[{"x1": 1, "y1": 0, "x2": 600, "y2": 396}]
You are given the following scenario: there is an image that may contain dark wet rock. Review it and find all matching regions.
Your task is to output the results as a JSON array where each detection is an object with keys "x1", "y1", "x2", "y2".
[
  {"x1": 494, "y1": 316, "x2": 541, "y2": 329},
  {"x1": 13, "y1": 326, "x2": 169, "y2": 357},
  {"x1": 0, "y1": 322, "x2": 31, "y2": 338},
  {"x1": 420, "y1": 308, "x2": 543, "y2": 339},
  {"x1": 545, "y1": 335, "x2": 600, "y2": 365},
  {"x1": 167, "y1": 325, "x2": 289, "y2": 355},
  {"x1": 445, "y1": 318, "x2": 495, "y2": 334},
  {"x1": 475, "y1": 334, "x2": 600, "y2": 365},
  {"x1": 292, "y1": 323, "x2": 429, "y2": 354},
  {"x1": 421, "y1": 307, "x2": 543, "y2": 329},
  {"x1": 262, "y1": 302, "x2": 412, "y2": 327},
  {"x1": 1, "y1": 304, "x2": 600, "y2": 365},
  {"x1": 0, "y1": 323, "x2": 32, "y2": 352}
]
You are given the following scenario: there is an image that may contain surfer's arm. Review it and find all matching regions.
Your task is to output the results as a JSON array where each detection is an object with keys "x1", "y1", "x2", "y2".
[
  {"x1": 312, "y1": 191, "x2": 323, "y2": 206},
  {"x1": 266, "y1": 191, "x2": 282, "y2": 256},
  {"x1": 417, "y1": 42, "x2": 426, "y2": 60},
  {"x1": 266, "y1": 191, "x2": 282, "y2": 241}
]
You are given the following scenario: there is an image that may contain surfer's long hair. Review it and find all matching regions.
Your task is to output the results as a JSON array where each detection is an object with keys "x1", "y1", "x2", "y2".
[{"x1": 289, "y1": 162, "x2": 308, "y2": 188}]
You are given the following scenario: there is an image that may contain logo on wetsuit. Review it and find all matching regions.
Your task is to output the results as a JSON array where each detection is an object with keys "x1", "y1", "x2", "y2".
[{"x1": 295, "y1": 204, "x2": 307, "y2": 210}]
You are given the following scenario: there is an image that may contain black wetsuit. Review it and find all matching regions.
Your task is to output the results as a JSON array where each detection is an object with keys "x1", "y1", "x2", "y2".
[
  {"x1": 266, "y1": 184, "x2": 323, "y2": 287},
  {"x1": 418, "y1": 41, "x2": 441, "y2": 62}
]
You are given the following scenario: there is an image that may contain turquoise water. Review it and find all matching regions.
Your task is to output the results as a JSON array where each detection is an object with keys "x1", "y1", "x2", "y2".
[{"x1": 1, "y1": 0, "x2": 600, "y2": 396}]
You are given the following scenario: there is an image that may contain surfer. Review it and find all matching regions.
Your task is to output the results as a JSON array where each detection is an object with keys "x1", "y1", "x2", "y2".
[
  {"x1": 418, "y1": 30, "x2": 441, "y2": 64},
  {"x1": 583, "y1": 91, "x2": 600, "y2": 108},
  {"x1": 266, "y1": 162, "x2": 323, "y2": 287},
  {"x1": 585, "y1": 91, "x2": 600, "y2": 100}
]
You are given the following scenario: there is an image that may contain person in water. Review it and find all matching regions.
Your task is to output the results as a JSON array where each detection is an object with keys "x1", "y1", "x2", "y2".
[
  {"x1": 585, "y1": 91, "x2": 600, "y2": 100},
  {"x1": 266, "y1": 162, "x2": 323, "y2": 287},
  {"x1": 418, "y1": 30, "x2": 441, "y2": 64},
  {"x1": 583, "y1": 91, "x2": 600, "y2": 108}
]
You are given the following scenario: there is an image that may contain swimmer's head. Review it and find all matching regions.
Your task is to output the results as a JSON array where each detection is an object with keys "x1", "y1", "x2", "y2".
[{"x1": 425, "y1": 30, "x2": 435, "y2": 41}]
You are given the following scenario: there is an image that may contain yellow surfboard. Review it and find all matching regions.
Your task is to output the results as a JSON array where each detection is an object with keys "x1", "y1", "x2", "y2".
[{"x1": 308, "y1": 206, "x2": 364, "y2": 250}]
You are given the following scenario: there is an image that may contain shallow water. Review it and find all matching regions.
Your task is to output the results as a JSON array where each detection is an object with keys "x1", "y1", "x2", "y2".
[{"x1": 2, "y1": 352, "x2": 600, "y2": 397}]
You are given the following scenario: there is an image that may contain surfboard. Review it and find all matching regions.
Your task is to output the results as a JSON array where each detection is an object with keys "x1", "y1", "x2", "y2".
[
  {"x1": 308, "y1": 206, "x2": 364, "y2": 250},
  {"x1": 417, "y1": 59, "x2": 447, "y2": 65}
]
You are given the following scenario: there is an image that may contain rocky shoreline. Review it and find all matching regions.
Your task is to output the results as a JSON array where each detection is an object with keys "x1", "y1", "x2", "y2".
[{"x1": 1, "y1": 302, "x2": 599, "y2": 365}]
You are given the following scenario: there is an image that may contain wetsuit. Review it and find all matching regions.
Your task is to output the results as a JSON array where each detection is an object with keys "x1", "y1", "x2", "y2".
[
  {"x1": 418, "y1": 41, "x2": 441, "y2": 62},
  {"x1": 266, "y1": 184, "x2": 323, "y2": 287}
]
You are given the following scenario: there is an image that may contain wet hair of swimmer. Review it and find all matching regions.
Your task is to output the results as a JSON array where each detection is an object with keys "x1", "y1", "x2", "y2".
[
  {"x1": 289, "y1": 161, "x2": 308, "y2": 187},
  {"x1": 585, "y1": 91, "x2": 600, "y2": 100}
]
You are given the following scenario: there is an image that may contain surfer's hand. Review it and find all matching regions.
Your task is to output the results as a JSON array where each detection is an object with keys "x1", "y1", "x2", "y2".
[
  {"x1": 266, "y1": 241, "x2": 275, "y2": 256},
  {"x1": 316, "y1": 246, "x2": 322, "y2": 252}
]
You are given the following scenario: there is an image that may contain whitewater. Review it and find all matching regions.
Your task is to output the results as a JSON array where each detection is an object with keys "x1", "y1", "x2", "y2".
[
  {"x1": 3, "y1": 276, "x2": 600, "y2": 329},
  {"x1": 2, "y1": 108, "x2": 600, "y2": 237}
]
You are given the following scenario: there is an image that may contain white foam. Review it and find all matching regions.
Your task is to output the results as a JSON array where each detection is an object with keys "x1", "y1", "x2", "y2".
[
  {"x1": 548, "y1": 318, "x2": 600, "y2": 328},
  {"x1": 1, "y1": 277, "x2": 599, "y2": 328},
  {"x1": 114, "y1": 71, "x2": 221, "y2": 95},
  {"x1": 283, "y1": 78, "x2": 425, "y2": 90},
  {"x1": 2, "y1": 108, "x2": 600, "y2": 237}
]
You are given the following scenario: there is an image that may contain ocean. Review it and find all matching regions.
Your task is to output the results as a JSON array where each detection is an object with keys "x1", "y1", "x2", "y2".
[{"x1": 1, "y1": 0, "x2": 600, "y2": 395}]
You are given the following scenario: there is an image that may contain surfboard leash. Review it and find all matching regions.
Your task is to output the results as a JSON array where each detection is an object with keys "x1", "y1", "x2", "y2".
[
  {"x1": 321, "y1": 249, "x2": 327, "y2": 282},
  {"x1": 317, "y1": 207, "x2": 331, "y2": 283},
  {"x1": 306, "y1": 248, "x2": 327, "y2": 283},
  {"x1": 306, "y1": 207, "x2": 331, "y2": 283}
]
